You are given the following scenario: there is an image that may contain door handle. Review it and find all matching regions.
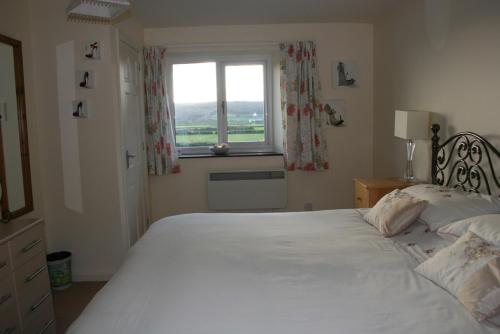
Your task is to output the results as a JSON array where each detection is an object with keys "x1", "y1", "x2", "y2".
[
  {"x1": 25, "y1": 265, "x2": 46, "y2": 282},
  {"x1": 21, "y1": 239, "x2": 42, "y2": 253},
  {"x1": 40, "y1": 319, "x2": 55, "y2": 333},
  {"x1": 126, "y1": 150, "x2": 136, "y2": 168},
  {"x1": 30, "y1": 293, "x2": 50, "y2": 312},
  {"x1": 0, "y1": 293, "x2": 12, "y2": 305}
]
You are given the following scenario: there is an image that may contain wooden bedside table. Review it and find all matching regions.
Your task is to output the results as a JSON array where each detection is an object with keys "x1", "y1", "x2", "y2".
[{"x1": 353, "y1": 178, "x2": 415, "y2": 208}]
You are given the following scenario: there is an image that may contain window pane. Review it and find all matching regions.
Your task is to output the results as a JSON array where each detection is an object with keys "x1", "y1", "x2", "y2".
[
  {"x1": 172, "y1": 62, "x2": 218, "y2": 147},
  {"x1": 225, "y1": 64, "x2": 265, "y2": 143}
]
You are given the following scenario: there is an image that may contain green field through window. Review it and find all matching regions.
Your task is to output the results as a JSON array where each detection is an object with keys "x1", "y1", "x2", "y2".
[{"x1": 174, "y1": 101, "x2": 265, "y2": 147}]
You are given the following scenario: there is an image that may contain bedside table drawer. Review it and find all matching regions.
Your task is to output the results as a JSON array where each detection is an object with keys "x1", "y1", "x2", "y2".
[
  {"x1": 9, "y1": 224, "x2": 45, "y2": 270},
  {"x1": 354, "y1": 182, "x2": 369, "y2": 208},
  {"x1": 353, "y1": 178, "x2": 415, "y2": 208}
]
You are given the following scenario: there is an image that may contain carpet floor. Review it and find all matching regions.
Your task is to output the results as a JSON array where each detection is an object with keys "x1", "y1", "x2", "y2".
[{"x1": 52, "y1": 281, "x2": 106, "y2": 333}]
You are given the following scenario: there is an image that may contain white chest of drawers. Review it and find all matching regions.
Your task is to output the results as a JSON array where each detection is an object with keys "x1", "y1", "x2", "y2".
[{"x1": 0, "y1": 218, "x2": 55, "y2": 334}]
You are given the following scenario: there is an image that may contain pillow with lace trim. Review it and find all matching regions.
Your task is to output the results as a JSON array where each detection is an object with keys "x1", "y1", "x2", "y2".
[{"x1": 364, "y1": 189, "x2": 427, "y2": 237}]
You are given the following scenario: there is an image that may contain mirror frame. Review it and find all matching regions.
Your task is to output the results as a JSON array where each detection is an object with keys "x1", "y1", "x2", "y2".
[{"x1": 0, "y1": 33, "x2": 33, "y2": 221}]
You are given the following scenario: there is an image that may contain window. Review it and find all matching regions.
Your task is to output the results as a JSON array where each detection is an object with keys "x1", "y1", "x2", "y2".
[{"x1": 168, "y1": 54, "x2": 273, "y2": 155}]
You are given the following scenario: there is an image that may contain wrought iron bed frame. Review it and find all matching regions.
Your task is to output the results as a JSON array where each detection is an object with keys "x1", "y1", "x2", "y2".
[{"x1": 431, "y1": 123, "x2": 500, "y2": 195}]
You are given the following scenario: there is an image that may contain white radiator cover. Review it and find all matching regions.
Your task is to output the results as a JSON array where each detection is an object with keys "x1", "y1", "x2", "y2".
[{"x1": 207, "y1": 170, "x2": 287, "y2": 210}]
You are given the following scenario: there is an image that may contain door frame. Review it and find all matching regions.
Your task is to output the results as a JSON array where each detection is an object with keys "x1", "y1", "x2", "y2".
[{"x1": 114, "y1": 29, "x2": 150, "y2": 252}]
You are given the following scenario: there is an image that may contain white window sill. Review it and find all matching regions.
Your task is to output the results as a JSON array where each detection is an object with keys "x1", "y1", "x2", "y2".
[{"x1": 178, "y1": 152, "x2": 283, "y2": 159}]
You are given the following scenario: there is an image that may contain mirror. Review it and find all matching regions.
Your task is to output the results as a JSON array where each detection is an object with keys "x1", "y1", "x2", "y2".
[{"x1": 0, "y1": 34, "x2": 33, "y2": 221}]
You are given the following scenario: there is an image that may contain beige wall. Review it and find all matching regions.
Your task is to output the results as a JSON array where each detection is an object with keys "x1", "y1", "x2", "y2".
[
  {"x1": 2, "y1": 0, "x2": 143, "y2": 280},
  {"x1": 145, "y1": 23, "x2": 374, "y2": 220},
  {"x1": 374, "y1": 0, "x2": 500, "y2": 180}
]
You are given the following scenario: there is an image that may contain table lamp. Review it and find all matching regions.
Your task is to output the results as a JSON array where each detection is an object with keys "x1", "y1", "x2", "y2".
[{"x1": 394, "y1": 110, "x2": 430, "y2": 181}]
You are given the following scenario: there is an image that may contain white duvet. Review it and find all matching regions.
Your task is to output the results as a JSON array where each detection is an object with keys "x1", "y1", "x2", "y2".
[{"x1": 68, "y1": 210, "x2": 498, "y2": 334}]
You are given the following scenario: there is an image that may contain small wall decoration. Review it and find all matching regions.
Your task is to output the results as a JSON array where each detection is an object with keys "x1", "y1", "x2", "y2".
[
  {"x1": 83, "y1": 41, "x2": 100, "y2": 60},
  {"x1": 76, "y1": 70, "x2": 94, "y2": 89},
  {"x1": 324, "y1": 99, "x2": 346, "y2": 126},
  {"x1": 72, "y1": 100, "x2": 88, "y2": 118},
  {"x1": 333, "y1": 60, "x2": 358, "y2": 87}
]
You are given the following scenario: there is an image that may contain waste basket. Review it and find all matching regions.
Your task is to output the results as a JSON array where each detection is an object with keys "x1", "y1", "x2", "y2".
[{"x1": 47, "y1": 251, "x2": 72, "y2": 290}]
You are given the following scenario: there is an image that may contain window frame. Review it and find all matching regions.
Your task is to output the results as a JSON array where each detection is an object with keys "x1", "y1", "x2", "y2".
[{"x1": 167, "y1": 52, "x2": 274, "y2": 156}]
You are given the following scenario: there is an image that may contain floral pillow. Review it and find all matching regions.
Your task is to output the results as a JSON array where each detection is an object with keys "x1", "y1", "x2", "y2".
[
  {"x1": 458, "y1": 257, "x2": 500, "y2": 322},
  {"x1": 364, "y1": 189, "x2": 427, "y2": 237},
  {"x1": 415, "y1": 231, "x2": 500, "y2": 323},
  {"x1": 402, "y1": 184, "x2": 500, "y2": 231}
]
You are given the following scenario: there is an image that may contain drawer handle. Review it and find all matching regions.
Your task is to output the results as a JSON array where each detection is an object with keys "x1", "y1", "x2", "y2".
[
  {"x1": 0, "y1": 293, "x2": 11, "y2": 305},
  {"x1": 356, "y1": 197, "x2": 362, "y2": 201},
  {"x1": 30, "y1": 292, "x2": 50, "y2": 312},
  {"x1": 25, "y1": 265, "x2": 47, "y2": 282},
  {"x1": 0, "y1": 261, "x2": 6, "y2": 270},
  {"x1": 39, "y1": 319, "x2": 55, "y2": 334},
  {"x1": 3, "y1": 326, "x2": 16, "y2": 334},
  {"x1": 21, "y1": 239, "x2": 42, "y2": 253}
]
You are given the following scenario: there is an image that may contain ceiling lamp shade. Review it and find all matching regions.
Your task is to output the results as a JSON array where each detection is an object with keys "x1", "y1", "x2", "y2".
[{"x1": 66, "y1": 0, "x2": 131, "y2": 23}]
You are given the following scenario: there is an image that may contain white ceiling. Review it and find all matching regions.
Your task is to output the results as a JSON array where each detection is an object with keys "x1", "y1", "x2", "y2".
[{"x1": 131, "y1": 0, "x2": 399, "y2": 28}]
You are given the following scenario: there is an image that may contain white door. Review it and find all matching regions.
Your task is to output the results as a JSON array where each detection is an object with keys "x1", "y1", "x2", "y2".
[{"x1": 119, "y1": 39, "x2": 146, "y2": 247}]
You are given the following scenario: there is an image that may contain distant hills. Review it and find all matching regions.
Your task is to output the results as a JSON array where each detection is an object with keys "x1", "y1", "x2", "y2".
[{"x1": 174, "y1": 101, "x2": 264, "y2": 126}]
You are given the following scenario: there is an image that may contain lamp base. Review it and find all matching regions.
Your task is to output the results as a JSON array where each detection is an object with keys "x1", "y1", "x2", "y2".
[
  {"x1": 404, "y1": 139, "x2": 415, "y2": 181},
  {"x1": 403, "y1": 175, "x2": 415, "y2": 182}
]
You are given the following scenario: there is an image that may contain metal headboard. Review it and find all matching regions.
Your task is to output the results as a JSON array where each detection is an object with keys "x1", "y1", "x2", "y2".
[{"x1": 431, "y1": 124, "x2": 500, "y2": 195}]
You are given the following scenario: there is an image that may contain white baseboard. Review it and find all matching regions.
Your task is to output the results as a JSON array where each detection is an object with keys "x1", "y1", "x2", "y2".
[{"x1": 72, "y1": 273, "x2": 112, "y2": 282}]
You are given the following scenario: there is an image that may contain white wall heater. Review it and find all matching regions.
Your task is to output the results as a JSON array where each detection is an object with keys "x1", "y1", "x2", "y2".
[{"x1": 207, "y1": 170, "x2": 287, "y2": 210}]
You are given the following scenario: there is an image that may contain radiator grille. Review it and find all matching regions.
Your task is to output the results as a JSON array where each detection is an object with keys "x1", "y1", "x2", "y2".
[
  {"x1": 209, "y1": 170, "x2": 285, "y2": 181},
  {"x1": 207, "y1": 170, "x2": 287, "y2": 210}
]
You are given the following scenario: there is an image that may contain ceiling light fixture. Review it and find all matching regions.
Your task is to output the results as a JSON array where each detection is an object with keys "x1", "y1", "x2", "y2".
[{"x1": 66, "y1": 0, "x2": 131, "y2": 24}]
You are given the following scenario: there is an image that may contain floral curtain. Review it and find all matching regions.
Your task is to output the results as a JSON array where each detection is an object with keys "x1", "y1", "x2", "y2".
[
  {"x1": 143, "y1": 47, "x2": 180, "y2": 175},
  {"x1": 280, "y1": 41, "x2": 329, "y2": 171}
]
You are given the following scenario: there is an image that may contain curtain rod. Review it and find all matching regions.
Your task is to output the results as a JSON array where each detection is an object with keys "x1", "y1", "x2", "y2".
[{"x1": 160, "y1": 41, "x2": 281, "y2": 49}]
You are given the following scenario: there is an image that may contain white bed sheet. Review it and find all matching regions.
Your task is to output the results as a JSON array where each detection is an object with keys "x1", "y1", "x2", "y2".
[
  {"x1": 358, "y1": 208, "x2": 452, "y2": 263},
  {"x1": 68, "y1": 209, "x2": 498, "y2": 334},
  {"x1": 390, "y1": 220, "x2": 453, "y2": 263}
]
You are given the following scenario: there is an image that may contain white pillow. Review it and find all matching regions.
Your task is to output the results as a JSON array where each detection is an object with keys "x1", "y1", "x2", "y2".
[
  {"x1": 469, "y1": 216, "x2": 500, "y2": 247},
  {"x1": 437, "y1": 214, "x2": 500, "y2": 243},
  {"x1": 402, "y1": 184, "x2": 500, "y2": 231},
  {"x1": 364, "y1": 189, "x2": 427, "y2": 237},
  {"x1": 415, "y1": 231, "x2": 500, "y2": 323},
  {"x1": 436, "y1": 218, "x2": 471, "y2": 241}
]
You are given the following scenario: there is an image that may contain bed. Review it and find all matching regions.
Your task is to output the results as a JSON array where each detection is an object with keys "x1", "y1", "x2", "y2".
[{"x1": 68, "y1": 125, "x2": 500, "y2": 334}]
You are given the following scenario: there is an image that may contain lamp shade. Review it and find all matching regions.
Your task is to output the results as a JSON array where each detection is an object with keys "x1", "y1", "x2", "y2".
[{"x1": 394, "y1": 110, "x2": 430, "y2": 140}]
